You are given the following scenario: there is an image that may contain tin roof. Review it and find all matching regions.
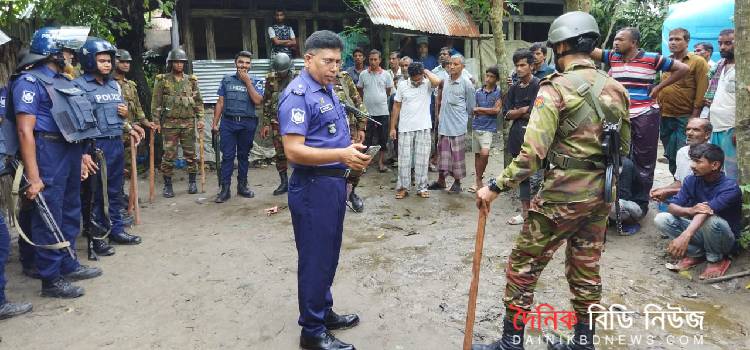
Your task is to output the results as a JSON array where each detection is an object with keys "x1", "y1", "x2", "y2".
[
  {"x1": 363, "y1": 0, "x2": 480, "y2": 38},
  {"x1": 192, "y1": 59, "x2": 305, "y2": 104}
]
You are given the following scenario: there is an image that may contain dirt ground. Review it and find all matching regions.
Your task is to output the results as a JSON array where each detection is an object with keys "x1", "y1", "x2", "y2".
[{"x1": 1, "y1": 147, "x2": 748, "y2": 350}]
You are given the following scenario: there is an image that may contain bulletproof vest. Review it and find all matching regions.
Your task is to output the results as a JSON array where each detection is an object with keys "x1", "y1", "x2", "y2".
[
  {"x1": 221, "y1": 75, "x2": 255, "y2": 117},
  {"x1": 159, "y1": 74, "x2": 197, "y2": 119},
  {"x1": 25, "y1": 71, "x2": 102, "y2": 142},
  {"x1": 271, "y1": 25, "x2": 293, "y2": 55},
  {"x1": 0, "y1": 87, "x2": 19, "y2": 159},
  {"x1": 75, "y1": 76, "x2": 124, "y2": 137}
]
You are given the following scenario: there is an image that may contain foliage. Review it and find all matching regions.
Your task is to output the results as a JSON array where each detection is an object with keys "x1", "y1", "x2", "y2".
[
  {"x1": 591, "y1": 0, "x2": 688, "y2": 52},
  {"x1": 457, "y1": 0, "x2": 518, "y2": 22},
  {"x1": 740, "y1": 184, "x2": 750, "y2": 250}
]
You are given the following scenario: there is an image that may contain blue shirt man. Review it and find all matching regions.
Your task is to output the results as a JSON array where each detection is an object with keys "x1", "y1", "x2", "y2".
[
  {"x1": 211, "y1": 51, "x2": 264, "y2": 203},
  {"x1": 472, "y1": 86, "x2": 501, "y2": 132},
  {"x1": 277, "y1": 30, "x2": 371, "y2": 350}
]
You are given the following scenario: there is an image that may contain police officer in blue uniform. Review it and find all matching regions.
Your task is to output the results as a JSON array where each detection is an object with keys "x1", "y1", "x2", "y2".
[
  {"x1": 211, "y1": 50, "x2": 263, "y2": 203},
  {"x1": 73, "y1": 37, "x2": 142, "y2": 249},
  {"x1": 0, "y1": 30, "x2": 34, "y2": 316},
  {"x1": 278, "y1": 30, "x2": 372, "y2": 350},
  {"x1": 11, "y1": 27, "x2": 103, "y2": 298}
]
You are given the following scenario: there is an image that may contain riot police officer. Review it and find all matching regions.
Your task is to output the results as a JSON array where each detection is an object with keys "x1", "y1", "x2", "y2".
[
  {"x1": 151, "y1": 48, "x2": 204, "y2": 197},
  {"x1": 73, "y1": 37, "x2": 142, "y2": 249},
  {"x1": 0, "y1": 29, "x2": 34, "y2": 318},
  {"x1": 260, "y1": 52, "x2": 296, "y2": 195},
  {"x1": 11, "y1": 27, "x2": 104, "y2": 298},
  {"x1": 474, "y1": 12, "x2": 630, "y2": 350},
  {"x1": 211, "y1": 50, "x2": 263, "y2": 203},
  {"x1": 278, "y1": 30, "x2": 371, "y2": 350}
]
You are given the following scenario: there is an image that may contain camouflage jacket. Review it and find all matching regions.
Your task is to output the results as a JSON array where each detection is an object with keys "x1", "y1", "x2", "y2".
[
  {"x1": 496, "y1": 59, "x2": 631, "y2": 204},
  {"x1": 262, "y1": 70, "x2": 297, "y2": 126},
  {"x1": 334, "y1": 70, "x2": 367, "y2": 133},
  {"x1": 151, "y1": 72, "x2": 204, "y2": 128},
  {"x1": 115, "y1": 76, "x2": 147, "y2": 126}
]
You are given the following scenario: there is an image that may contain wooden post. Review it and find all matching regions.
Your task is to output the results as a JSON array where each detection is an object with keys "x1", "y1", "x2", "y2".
[
  {"x1": 181, "y1": 0, "x2": 194, "y2": 60},
  {"x1": 206, "y1": 17, "x2": 216, "y2": 60},
  {"x1": 264, "y1": 16, "x2": 272, "y2": 58},
  {"x1": 298, "y1": 18, "x2": 307, "y2": 55},
  {"x1": 312, "y1": 0, "x2": 319, "y2": 32},
  {"x1": 241, "y1": 17, "x2": 251, "y2": 52},
  {"x1": 250, "y1": 18, "x2": 259, "y2": 56}
]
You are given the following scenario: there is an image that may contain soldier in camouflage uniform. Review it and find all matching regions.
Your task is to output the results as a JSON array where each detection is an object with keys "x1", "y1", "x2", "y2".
[
  {"x1": 474, "y1": 12, "x2": 630, "y2": 350},
  {"x1": 260, "y1": 53, "x2": 296, "y2": 195},
  {"x1": 334, "y1": 70, "x2": 367, "y2": 212},
  {"x1": 151, "y1": 48, "x2": 204, "y2": 198},
  {"x1": 114, "y1": 49, "x2": 150, "y2": 224}
]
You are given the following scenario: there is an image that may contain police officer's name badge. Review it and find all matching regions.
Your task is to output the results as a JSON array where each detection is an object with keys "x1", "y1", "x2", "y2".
[
  {"x1": 320, "y1": 103, "x2": 334, "y2": 113},
  {"x1": 291, "y1": 108, "x2": 305, "y2": 124},
  {"x1": 21, "y1": 90, "x2": 35, "y2": 104}
]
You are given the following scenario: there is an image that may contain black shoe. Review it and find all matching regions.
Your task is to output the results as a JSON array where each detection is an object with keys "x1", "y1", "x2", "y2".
[
  {"x1": 188, "y1": 173, "x2": 198, "y2": 194},
  {"x1": 473, "y1": 317, "x2": 525, "y2": 350},
  {"x1": 109, "y1": 231, "x2": 142, "y2": 245},
  {"x1": 215, "y1": 183, "x2": 231, "y2": 203},
  {"x1": 41, "y1": 278, "x2": 84, "y2": 298},
  {"x1": 163, "y1": 176, "x2": 174, "y2": 198},
  {"x1": 324, "y1": 309, "x2": 360, "y2": 330},
  {"x1": 546, "y1": 321, "x2": 594, "y2": 350},
  {"x1": 237, "y1": 180, "x2": 255, "y2": 198},
  {"x1": 92, "y1": 238, "x2": 115, "y2": 256},
  {"x1": 0, "y1": 301, "x2": 33, "y2": 319},
  {"x1": 22, "y1": 266, "x2": 41, "y2": 279},
  {"x1": 348, "y1": 191, "x2": 364, "y2": 213},
  {"x1": 300, "y1": 331, "x2": 355, "y2": 350},
  {"x1": 273, "y1": 172, "x2": 288, "y2": 195},
  {"x1": 62, "y1": 265, "x2": 103, "y2": 282},
  {"x1": 449, "y1": 181, "x2": 462, "y2": 194},
  {"x1": 427, "y1": 181, "x2": 446, "y2": 190}
]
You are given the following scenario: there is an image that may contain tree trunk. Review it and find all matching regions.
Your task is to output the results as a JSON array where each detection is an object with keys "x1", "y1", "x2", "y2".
[
  {"x1": 565, "y1": 0, "x2": 592, "y2": 12},
  {"x1": 490, "y1": 0, "x2": 508, "y2": 85},
  {"x1": 110, "y1": 0, "x2": 152, "y2": 119},
  {"x1": 736, "y1": 0, "x2": 750, "y2": 186}
]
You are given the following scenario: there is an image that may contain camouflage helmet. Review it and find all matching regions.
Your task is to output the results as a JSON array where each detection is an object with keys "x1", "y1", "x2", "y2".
[
  {"x1": 166, "y1": 48, "x2": 188, "y2": 62},
  {"x1": 115, "y1": 49, "x2": 132, "y2": 61},
  {"x1": 271, "y1": 52, "x2": 292, "y2": 73},
  {"x1": 547, "y1": 11, "x2": 600, "y2": 45}
]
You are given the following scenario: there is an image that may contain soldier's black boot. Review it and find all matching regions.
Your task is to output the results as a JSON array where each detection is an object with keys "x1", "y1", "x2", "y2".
[
  {"x1": 273, "y1": 171, "x2": 288, "y2": 195},
  {"x1": 188, "y1": 173, "x2": 198, "y2": 194},
  {"x1": 41, "y1": 278, "x2": 84, "y2": 298},
  {"x1": 473, "y1": 317, "x2": 525, "y2": 350},
  {"x1": 349, "y1": 188, "x2": 364, "y2": 213},
  {"x1": 0, "y1": 301, "x2": 32, "y2": 319},
  {"x1": 237, "y1": 179, "x2": 255, "y2": 198},
  {"x1": 110, "y1": 231, "x2": 142, "y2": 245},
  {"x1": 547, "y1": 321, "x2": 595, "y2": 350},
  {"x1": 92, "y1": 236, "x2": 115, "y2": 256},
  {"x1": 163, "y1": 176, "x2": 174, "y2": 198},
  {"x1": 215, "y1": 183, "x2": 231, "y2": 203}
]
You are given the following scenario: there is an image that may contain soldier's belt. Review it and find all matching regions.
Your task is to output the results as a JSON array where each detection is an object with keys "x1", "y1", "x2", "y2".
[{"x1": 548, "y1": 151, "x2": 605, "y2": 170}]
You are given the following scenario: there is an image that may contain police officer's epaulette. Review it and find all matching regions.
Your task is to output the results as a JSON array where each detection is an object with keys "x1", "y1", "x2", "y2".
[{"x1": 290, "y1": 82, "x2": 306, "y2": 96}]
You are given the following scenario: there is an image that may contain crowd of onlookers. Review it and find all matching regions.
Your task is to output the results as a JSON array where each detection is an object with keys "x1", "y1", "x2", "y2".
[{"x1": 343, "y1": 25, "x2": 743, "y2": 280}]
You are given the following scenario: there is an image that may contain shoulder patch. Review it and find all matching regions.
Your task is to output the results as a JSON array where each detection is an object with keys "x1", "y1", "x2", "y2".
[
  {"x1": 21, "y1": 90, "x2": 35, "y2": 104},
  {"x1": 290, "y1": 108, "x2": 305, "y2": 124},
  {"x1": 533, "y1": 95, "x2": 545, "y2": 109}
]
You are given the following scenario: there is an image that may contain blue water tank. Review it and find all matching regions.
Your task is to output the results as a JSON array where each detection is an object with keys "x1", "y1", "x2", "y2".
[{"x1": 662, "y1": 0, "x2": 734, "y2": 62}]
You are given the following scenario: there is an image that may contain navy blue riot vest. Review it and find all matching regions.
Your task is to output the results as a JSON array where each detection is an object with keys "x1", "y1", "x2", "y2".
[
  {"x1": 0, "y1": 87, "x2": 18, "y2": 163},
  {"x1": 74, "y1": 74, "x2": 124, "y2": 137},
  {"x1": 221, "y1": 75, "x2": 256, "y2": 118},
  {"x1": 25, "y1": 71, "x2": 102, "y2": 142}
]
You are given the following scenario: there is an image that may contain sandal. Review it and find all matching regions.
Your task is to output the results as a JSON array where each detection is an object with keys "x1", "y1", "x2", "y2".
[
  {"x1": 507, "y1": 214, "x2": 524, "y2": 225},
  {"x1": 417, "y1": 190, "x2": 430, "y2": 198},
  {"x1": 667, "y1": 256, "x2": 704, "y2": 271},
  {"x1": 699, "y1": 258, "x2": 731, "y2": 280},
  {"x1": 467, "y1": 185, "x2": 479, "y2": 193},
  {"x1": 395, "y1": 189, "x2": 408, "y2": 199}
]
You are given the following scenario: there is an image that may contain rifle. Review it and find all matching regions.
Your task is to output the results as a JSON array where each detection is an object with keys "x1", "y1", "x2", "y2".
[
  {"x1": 343, "y1": 104, "x2": 382, "y2": 126},
  {"x1": 211, "y1": 130, "x2": 220, "y2": 186},
  {"x1": 602, "y1": 122, "x2": 622, "y2": 236}
]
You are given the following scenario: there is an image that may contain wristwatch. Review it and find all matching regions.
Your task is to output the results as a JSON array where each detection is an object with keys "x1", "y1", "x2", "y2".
[{"x1": 487, "y1": 178, "x2": 502, "y2": 194}]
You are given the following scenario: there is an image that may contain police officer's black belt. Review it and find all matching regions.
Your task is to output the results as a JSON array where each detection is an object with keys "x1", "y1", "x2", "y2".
[
  {"x1": 548, "y1": 151, "x2": 605, "y2": 170},
  {"x1": 95, "y1": 135, "x2": 121, "y2": 140},
  {"x1": 295, "y1": 167, "x2": 351, "y2": 178},
  {"x1": 33, "y1": 131, "x2": 67, "y2": 143},
  {"x1": 223, "y1": 115, "x2": 256, "y2": 121}
]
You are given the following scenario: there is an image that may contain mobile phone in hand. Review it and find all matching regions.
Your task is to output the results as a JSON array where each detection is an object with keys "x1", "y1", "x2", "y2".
[{"x1": 364, "y1": 145, "x2": 381, "y2": 157}]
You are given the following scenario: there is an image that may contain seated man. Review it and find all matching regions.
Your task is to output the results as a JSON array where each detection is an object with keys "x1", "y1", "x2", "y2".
[
  {"x1": 654, "y1": 143, "x2": 742, "y2": 280},
  {"x1": 650, "y1": 118, "x2": 712, "y2": 202},
  {"x1": 612, "y1": 156, "x2": 648, "y2": 235}
]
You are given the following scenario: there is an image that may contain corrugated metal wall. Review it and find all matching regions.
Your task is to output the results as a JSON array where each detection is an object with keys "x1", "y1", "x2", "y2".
[{"x1": 192, "y1": 58, "x2": 305, "y2": 104}]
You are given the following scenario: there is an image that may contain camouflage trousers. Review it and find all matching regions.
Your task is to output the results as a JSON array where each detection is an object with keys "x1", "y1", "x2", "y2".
[
  {"x1": 503, "y1": 197, "x2": 609, "y2": 319},
  {"x1": 271, "y1": 124, "x2": 287, "y2": 173},
  {"x1": 160, "y1": 127, "x2": 197, "y2": 176}
]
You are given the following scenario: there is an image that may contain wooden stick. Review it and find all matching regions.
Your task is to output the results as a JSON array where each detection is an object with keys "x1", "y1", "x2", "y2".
[
  {"x1": 704, "y1": 269, "x2": 750, "y2": 284},
  {"x1": 149, "y1": 128, "x2": 155, "y2": 203},
  {"x1": 463, "y1": 210, "x2": 488, "y2": 350},
  {"x1": 130, "y1": 135, "x2": 141, "y2": 225},
  {"x1": 199, "y1": 131, "x2": 206, "y2": 193}
]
